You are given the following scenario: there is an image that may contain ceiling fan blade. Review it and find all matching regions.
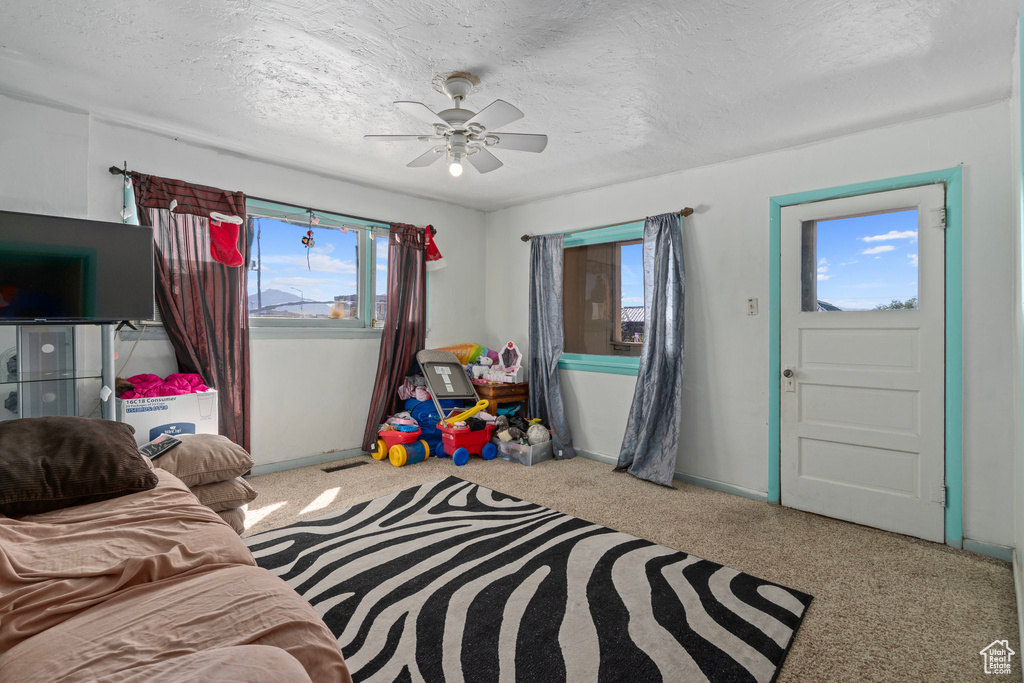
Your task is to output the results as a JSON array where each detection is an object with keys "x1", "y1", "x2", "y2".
[
  {"x1": 394, "y1": 101, "x2": 451, "y2": 129},
  {"x1": 364, "y1": 134, "x2": 435, "y2": 142},
  {"x1": 465, "y1": 99, "x2": 524, "y2": 132},
  {"x1": 490, "y1": 132, "x2": 548, "y2": 153},
  {"x1": 466, "y1": 147, "x2": 503, "y2": 174},
  {"x1": 406, "y1": 147, "x2": 445, "y2": 168}
]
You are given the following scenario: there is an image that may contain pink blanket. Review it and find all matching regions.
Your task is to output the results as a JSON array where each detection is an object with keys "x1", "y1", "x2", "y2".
[
  {"x1": 121, "y1": 373, "x2": 209, "y2": 399},
  {"x1": 0, "y1": 468, "x2": 351, "y2": 682}
]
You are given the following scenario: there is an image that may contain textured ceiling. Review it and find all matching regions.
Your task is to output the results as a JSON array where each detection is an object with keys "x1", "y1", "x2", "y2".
[{"x1": 0, "y1": 0, "x2": 1019, "y2": 211}]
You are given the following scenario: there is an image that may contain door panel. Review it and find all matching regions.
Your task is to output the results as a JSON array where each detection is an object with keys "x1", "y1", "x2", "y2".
[
  {"x1": 800, "y1": 328, "x2": 919, "y2": 370},
  {"x1": 780, "y1": 184, "x2": 945, "y2": 542}
]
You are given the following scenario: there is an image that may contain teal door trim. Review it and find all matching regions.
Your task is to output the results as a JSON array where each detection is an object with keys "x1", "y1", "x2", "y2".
[{"x1": 768, "y1": 167, "x2": 963, "y2": 548}]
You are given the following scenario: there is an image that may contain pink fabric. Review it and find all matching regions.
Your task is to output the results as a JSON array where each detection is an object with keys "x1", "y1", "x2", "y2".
[
  {"x1": 397, "y1": 379, "x2": 430, "y2": 402},
  {"x1": 122, "y1": 373, "x2": 210, "y2": 399},
  {"x1": 397, "y1": 378, "x2": 415, "y2": 401}
]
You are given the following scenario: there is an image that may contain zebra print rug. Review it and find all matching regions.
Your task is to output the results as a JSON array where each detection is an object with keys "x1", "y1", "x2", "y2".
[{"x1": 246, "y1": 476, "x2": 812, "y2": 682}]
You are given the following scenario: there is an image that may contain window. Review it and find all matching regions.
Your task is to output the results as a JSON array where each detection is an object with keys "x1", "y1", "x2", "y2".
[
  {"x1": 246, "y1": 200, "x2": 389, "y2": 329},
  {"x1": 558, "y1": 220, "x2": 645, "y2": 375},
  {"x1": 800, "y1": 208, "x2": 919, "y2": 312},
  {"x1": 563, "y1": 238, "x2": 645, "y2": 357},
  {"x1": 374, "y1": 234, "x2": 388, "y2": 325}
]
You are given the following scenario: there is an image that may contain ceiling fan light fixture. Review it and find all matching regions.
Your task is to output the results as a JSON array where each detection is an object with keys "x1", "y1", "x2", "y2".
[{"x1": 367, "y1": 73, "x2": 546, "y2": 176}]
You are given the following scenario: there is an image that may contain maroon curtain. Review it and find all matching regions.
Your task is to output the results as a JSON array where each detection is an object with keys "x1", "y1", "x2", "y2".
[
  {"x1": 362, "y1": 224, "x2": 427, "y2": 452},
  {"x1": 132, "y1": 172, "x2": 251, "y2": 451}
]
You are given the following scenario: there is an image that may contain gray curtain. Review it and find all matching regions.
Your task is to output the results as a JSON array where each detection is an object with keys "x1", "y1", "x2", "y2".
[
  {"x1": 528, "y1": 234, "x2": 576, "y2": 459},
  {"x1": 616, "y1": 212, "x2": 685, "y2": 486}
]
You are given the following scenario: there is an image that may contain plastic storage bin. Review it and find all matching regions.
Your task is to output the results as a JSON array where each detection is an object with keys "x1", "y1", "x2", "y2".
[{"x1": 491, "y1": 438, "x2": 553, "y2": 466}]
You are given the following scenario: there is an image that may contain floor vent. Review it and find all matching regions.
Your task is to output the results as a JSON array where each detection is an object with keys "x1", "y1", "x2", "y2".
[{"x1": 322, "y1": 461, "x2": 369, "y2": 473}]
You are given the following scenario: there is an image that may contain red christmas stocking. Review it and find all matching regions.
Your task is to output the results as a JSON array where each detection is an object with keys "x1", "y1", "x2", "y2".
[
  {"x1": 425, "y1": 225, "x2": 446, "y2": 271},
  {"x1": 208, "y1": 212, "x2": 244, "y2": 267}
]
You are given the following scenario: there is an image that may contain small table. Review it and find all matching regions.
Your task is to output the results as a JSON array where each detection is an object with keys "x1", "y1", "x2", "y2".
[{"x1": 474, "y1": 381, "x2": 529, "y2": 416}]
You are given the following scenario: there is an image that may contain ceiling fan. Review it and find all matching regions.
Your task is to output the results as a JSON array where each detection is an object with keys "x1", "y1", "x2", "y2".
[{"x1": 365, "y1": 74, "x2": 548, "y2": 177}]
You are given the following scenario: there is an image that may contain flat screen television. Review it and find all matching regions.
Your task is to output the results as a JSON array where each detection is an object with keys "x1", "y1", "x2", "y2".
[{"x1": 0, "y1": 210, "x2": 154, "y2": 324}]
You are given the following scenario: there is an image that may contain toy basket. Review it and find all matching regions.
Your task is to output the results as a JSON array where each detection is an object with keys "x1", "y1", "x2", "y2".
[
  {"x1": 439, "y1": 423, "x2": 497, "y2": 466},
  {"x1": 374, "y1": 427, "x2": 422, "y2": 460}
]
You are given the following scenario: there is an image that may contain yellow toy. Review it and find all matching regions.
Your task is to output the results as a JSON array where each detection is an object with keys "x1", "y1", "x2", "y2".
[
  {"x1": 390, "y1": 441, "x2": 430, "y2": 466},
  {"x1": 443, "y1": 399, "x2": 489, "y2": 426}
]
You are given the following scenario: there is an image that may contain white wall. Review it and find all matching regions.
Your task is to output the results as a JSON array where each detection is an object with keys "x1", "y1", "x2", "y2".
[
  {"x1": 0, "y1": 93, "x2": 89, "y2": 218},
  {"x1": 0, "y1": 91, "x2": 488, "y2": 467},
  {"x1": 486, "y1": 101, "x2": 1017, "y2": 547}
]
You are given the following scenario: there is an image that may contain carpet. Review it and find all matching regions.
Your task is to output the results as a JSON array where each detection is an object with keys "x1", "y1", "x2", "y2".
[{"x1": 246, "y1": 476, "x2": 812, "y2": 682}]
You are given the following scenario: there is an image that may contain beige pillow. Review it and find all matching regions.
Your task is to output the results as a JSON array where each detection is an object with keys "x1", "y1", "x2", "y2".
[
  {"x1": 190, "y1": 476, "x2": 257, "y2": 512},
  {"x1": 155, "y1": 434, "x2": 253, "y2": 486},
  {"x1": 217, "y1": 506, "x2": 246, "y2": 535}
]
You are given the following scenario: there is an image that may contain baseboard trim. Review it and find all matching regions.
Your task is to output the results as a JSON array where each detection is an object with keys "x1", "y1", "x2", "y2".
[
  {"x1": 574, "y1": 449, "x2": 768, "y2": 502},
  {"x1": 1015, "y1": 551, "x2": 1024, "y2": 683},
  {"x1": 673, "y1": 472, "x2": 769, "y2": 502},
  {"x1": 249, "y1": 447, "x2": 366, "y2": 476},
  {"x1": 962, "y1": 538, "x2": 1014, "y2": 563}
]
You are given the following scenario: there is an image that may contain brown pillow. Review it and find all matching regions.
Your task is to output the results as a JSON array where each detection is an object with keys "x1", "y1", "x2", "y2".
[
  {"x1": 0, "y1": 417, "x2": 158, "y2": 516},
  {"x1": 154, "y1": 434, "x2": 253, "y2": 486},
  {"x1": 217, "y1": 506, "x2": 246, "y2": 535},
  {"x1": 190, "y1": 476, "x2": 258, "y2": 512}
]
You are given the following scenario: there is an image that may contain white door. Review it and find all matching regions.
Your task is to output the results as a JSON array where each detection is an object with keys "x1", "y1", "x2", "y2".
[{"x1": 780, "y1": 184, "x2": 946, "y2": 542}]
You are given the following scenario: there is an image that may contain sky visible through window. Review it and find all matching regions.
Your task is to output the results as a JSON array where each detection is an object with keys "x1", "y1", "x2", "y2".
[
  {"x1": 248, "y1": 217, "x2": 359, "y2": 317},
  {"x1": 814, "y1": 209, "x2": 918, "y2": 310},
  {"x1": 620, "y1": 242, "x2": 643, "y2": 308}
]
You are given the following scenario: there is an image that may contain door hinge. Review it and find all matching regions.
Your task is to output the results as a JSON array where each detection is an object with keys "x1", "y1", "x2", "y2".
[
  {"x1": 931, "y1": 207, "x2": 946, "y2": 229},
  {"x1": 931, "y1": 482, "x2": 947, "y2": 507}
]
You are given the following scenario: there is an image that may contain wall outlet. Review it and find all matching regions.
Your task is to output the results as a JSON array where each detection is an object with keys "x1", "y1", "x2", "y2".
[{"x1": 746, "y1": 298, "x2": 758, "y2": 315}]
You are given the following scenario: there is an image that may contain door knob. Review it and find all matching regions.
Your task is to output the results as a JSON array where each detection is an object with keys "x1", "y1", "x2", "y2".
[{"x1": 783, "y1": 368, "x2": 794, "y2": 378}]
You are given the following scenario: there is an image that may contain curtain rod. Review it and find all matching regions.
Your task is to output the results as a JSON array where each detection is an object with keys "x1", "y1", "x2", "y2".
[
  {"x1": 519, "y1": 208, "x2": 694, "y2": 242},
  {"x1": 108, "y1": 164, "x2": 390, "y2": 227}
]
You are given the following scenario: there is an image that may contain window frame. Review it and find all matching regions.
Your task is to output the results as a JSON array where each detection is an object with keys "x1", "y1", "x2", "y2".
[
  {"x1": 370, "y1": 230, "x2": 390, "y2": 327},
  {"x1": 558, "y1": 220, "x2": 644, "y2": 376},
  {"x1": 245, "y1": 199, "x2": 389, "y2": 339}
]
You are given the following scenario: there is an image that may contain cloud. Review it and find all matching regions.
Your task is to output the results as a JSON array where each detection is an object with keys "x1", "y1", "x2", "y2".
[
  {"x1": 817, "y1": 258, "x2": 831, "y2": 280},
  {"x1": 622, "y1": 296, "x2": 643, "y2": 305},
  {"x1": 265, "y1": 276, "x2": 334, "y2": 288},
  {"x1": 861, "y1": 230, "x2": 917, "y2": 243},
  {"x1": 908, "y1": 253, "x2": 918, "y2": 267},
  {"x1": 377, "y1": 264, "x2": 387, "y2": 272},
  {"x1": 260, "y1": 253, "x2": 357, "y2": 273},
  {"x1": 839, "y1": 259, "x2": 859, "y2": 266},
  {"x1": 862, "y1": 245, "x2": 896, "y2": 255},
  {"x1": 312, "y1": 242, "x2": 336, "y2": 255}
]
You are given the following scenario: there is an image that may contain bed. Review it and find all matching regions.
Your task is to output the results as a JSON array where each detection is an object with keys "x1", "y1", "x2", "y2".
[{"x1": 0, "y1": 417, "x2": 350, "y2": 683}]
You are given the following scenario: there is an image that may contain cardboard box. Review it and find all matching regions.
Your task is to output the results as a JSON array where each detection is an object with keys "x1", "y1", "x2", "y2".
[
  {"x1": 116, "y1": 391, "x2": 219, "y2": 446},
  {"x1": 491, "y1": 437, "x2": 553, "y2": 466}
]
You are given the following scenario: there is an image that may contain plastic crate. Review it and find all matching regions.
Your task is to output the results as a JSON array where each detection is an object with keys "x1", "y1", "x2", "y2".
[{"x1": 491, "y1": 437, "x2": 553, "y2": 466}]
